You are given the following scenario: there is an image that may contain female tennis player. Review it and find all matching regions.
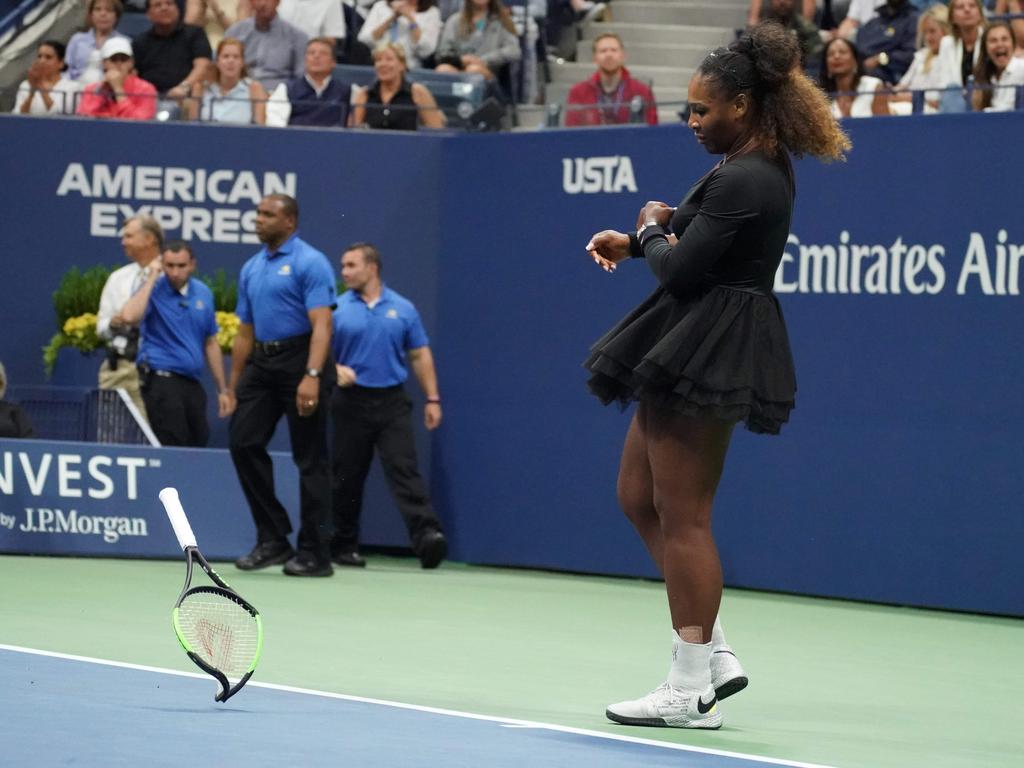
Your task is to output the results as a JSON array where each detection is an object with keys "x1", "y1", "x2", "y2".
[{"x1": 584, "y1": 22, "x2": 850, "y2": 729}]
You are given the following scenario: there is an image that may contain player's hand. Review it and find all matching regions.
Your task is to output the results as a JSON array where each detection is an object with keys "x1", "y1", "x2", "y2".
[
  {"x1": 296, "y1": 376, "x2": 320, "y2": 417},
  {"x1": 424, "y1": 402, "x2": 441, "y2": 430},
  {"x1": 217, "y1": 390, "x2": 235, "y2": 418},
  {"x1": 586, "y1": 230, "x2": 631, "y2": 273},
  {"x1": 335, "y1": 364, "x2": 358, "y2": 388},
  {"x1": 635, "y1": 201, "x2": 674, "y2": 229}
]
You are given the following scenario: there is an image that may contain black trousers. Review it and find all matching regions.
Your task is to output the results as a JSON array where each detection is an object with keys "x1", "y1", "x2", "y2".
[
  {"x1": 330, "y1": 384, "x2": 442, "y2": 553},
  {"x1": 229, "y1": 342, "x2": 332, "y2": 560},
  {"x1": 139, "y1": 368, "x2": 208, "y2": 447}
]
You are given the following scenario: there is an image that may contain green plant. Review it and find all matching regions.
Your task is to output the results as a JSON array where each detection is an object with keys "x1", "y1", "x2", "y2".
[
  {"x1": 200, "y1": 268, "x2": 238, "y2": 313},
  {"x1": 42, "y1": 265, "x2": 116, "y2": 377}
]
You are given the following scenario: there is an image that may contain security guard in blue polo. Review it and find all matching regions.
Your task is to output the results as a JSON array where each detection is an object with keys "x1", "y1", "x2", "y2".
[
  {"x1": 330, "y1": 242, "x2": 447, "y2": 569},
  {"x1": 228, "y1": 194, "x2": 337, "y2": 577},
  {"x1": 120, "y1": 240, "x2": 231, "y2": 446}
]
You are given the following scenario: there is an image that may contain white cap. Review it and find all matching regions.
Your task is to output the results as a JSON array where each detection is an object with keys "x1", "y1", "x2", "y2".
[{"x1": 100, "y1": 37, "x2": 133, "y2": 60}]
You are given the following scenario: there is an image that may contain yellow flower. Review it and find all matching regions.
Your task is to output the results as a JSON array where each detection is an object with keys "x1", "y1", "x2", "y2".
[{"x1": 216, "y1": 311, "x2": 241, "y2": 353}]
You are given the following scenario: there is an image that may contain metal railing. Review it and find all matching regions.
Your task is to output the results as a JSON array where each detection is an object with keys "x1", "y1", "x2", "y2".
[{"x1": 6, "y1": 81, "x2": 1024, "y2": 129}]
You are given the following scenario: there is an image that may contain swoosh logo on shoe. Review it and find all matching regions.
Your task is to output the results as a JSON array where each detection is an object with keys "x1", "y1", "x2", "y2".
[{"x1": 697, "y1": 694, "x2": 717, "y2": 714}]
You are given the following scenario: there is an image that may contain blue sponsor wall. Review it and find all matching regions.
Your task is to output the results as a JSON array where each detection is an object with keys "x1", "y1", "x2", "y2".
[{"x1": 0, "y1": 113, "x2": 1021, "y2": 616}]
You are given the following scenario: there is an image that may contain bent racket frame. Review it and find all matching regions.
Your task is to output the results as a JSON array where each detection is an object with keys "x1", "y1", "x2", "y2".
[
  {"x1": 173, "y1": 546, "x2": 263, "y2": 702},
  {"x1": 161, "y1": 487, "x2": 264, "y2": 703}
]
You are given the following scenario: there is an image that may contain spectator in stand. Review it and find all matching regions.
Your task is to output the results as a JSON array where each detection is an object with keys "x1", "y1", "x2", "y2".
[
  {"x1": 973, "y1": 21, "x2": 1024, "y2": 109},
  {"x1": 187, "y1": 37, "x2": 268, "y2": 123},
  {"x1": 747, "y1": 0, "x2": 815, "y2": 27},
  {"x1": 77, "y1": 37, "x2": 158, "y2": 118},
  {"x1": 66, "y1": 0, "x2": 128, "y2": 84},
  {"x1": 820, "y1": 36, "x2": 888, "y2": 116},
  {"x1": 277, "y1": 0, "x2": 346, "y2": 46},
  {"x1": 351, "y1": 42, "x2": 446, "y2": 128},
  {"x1": 267, "y1": 37, "x2": 352, "y2": 127},
  {"x1": 936, "y1": 0, "x2": 985, "y2": 86},
  {"x1": 12, "y1": 41, "x2": 81, "y2": 115},
  {"x1": 565, "y1": 33, "x2": 657, "y2": 126},
  {"x1": 359, "y1": 0, "x2": 442, "y2": 69},
  {"x1": 186, "y1": 0, "x2": 251, "y2": 49},
  {"x1": 857, "y1": 0, "x2": 919, "y2": 83},
  {"x1": 835, "y1": 0, "x2": 881, "y2": 40},
  {"x1": 435, "y1": 0, "x2": 521, "y2": 82},
  {"x1": 0, "y1": 362, "x2": 34, "y2": 439},
  {"x1": 545, "y1": 0, "x2": 605, "y2": 65},
  {"x1": 225, "y1": 0, "x2": 308, "y2": 90},
  {"x1": 757, "y1": 0, "x2": 822, "y2": 66},
  {"x1": 132, "y1": 0, "x2": 212, "y2": 99},
  {"x1": 888, "y1": 3, "x2": 950, "y2": 113},
  {"x1": 994, "y1": 1, "x2": 1024, "y2": 56}
]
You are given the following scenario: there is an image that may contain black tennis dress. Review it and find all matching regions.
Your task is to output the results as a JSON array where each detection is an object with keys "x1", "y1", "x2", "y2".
[{"x1": 585, "y1": 150, "x2": 797, "y2": 435}]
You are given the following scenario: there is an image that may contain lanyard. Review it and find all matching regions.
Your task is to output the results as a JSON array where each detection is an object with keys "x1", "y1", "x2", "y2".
[{"x1": 597, "y1": 81, "x2": 626, "y2": 124}]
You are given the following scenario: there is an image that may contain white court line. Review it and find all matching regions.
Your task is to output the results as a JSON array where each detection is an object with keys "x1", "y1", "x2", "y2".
[{"x1": 1, "y1": 644, "x2": 837, "y2": 768}]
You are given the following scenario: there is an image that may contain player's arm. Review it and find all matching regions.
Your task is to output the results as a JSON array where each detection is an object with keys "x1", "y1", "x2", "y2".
[{"x1": 408, "y1": 345, "x2": 441, "y2": 430}]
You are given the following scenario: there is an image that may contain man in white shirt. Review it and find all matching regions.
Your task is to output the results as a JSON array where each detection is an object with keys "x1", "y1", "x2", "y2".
[
  {"x1": 277, "y1": 0, "x2": 346, "y2": 47},
  {"x1": 96, "y1": 214, "x2": 164, "y2": 419}
]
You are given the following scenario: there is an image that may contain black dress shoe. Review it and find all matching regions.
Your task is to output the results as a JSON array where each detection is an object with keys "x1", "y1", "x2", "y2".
[
  {"x1": 332, "y1": 549, "x2": 367, "y2": 568},
  {"x1": 416, "y1": 529, "x2": 447, "y2": 569},
  {"x1": 283, "y1": 551, "x2": 334, "y2": 577},
  {"x1": 235, "y1": 540, "x2": 295, "y2": 571}
]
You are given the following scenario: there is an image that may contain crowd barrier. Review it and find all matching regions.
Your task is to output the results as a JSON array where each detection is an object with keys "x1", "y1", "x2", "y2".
[{"x1": 1, "y1": 112, "x2": 1021, "y2": 616}]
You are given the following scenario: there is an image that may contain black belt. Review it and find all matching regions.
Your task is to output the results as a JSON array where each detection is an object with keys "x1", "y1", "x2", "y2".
[
  {"x1": 254, "y1": 333, "x2": 310, "y2": 356},
  {"x1": 137, "y1": 363, "x2": 197, "y2": 382}
]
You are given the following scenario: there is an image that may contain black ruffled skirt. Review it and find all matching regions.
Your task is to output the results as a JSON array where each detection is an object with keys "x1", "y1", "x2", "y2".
[{"x1": 584, "y1": 285, "x2": 797, "y2": 434}]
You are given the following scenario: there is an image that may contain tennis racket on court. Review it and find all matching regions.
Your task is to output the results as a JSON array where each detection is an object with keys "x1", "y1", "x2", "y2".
[{"x1": 160, "y1": 487, "x2": 263, "y2": 703}]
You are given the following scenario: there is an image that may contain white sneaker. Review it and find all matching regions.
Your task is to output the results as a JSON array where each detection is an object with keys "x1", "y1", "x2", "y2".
[
  {"x1": 606, "y1": 682, "x2": 722, "y2": 729},
  {"x1": 710, "y1": 649, "x2": 748, "y2": 701}
]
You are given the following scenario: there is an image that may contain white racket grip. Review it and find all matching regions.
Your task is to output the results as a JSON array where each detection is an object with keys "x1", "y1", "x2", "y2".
[{"x1": 159, "y1": 487, "x2": 197, "y2": 550}]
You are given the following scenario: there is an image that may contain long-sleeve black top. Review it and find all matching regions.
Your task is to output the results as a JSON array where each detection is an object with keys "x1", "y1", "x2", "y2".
[{"x1": 632, "y1": 151, "x2": 795, "y2": 298}]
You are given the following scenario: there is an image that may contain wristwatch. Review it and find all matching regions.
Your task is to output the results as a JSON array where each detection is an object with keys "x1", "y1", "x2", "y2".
[
  {"x1": 636, "y1": 220, "x2": 661, "y2": 238},
  {"x1": 305, "y1": 368, "x2": 321, "y2": 378}
]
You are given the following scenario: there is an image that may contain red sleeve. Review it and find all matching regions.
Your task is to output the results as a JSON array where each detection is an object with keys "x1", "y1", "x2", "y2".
[
  {"x1": 76, "y1": 84, "x2": 109, "y2": 116},
  {"x1": 114, "y1": 79, "x2": 157, "y2": 119},
  {"x1": 637, "y1": 82, "x2": 658, "y2": 125},
  {"x1": 565, "y1": 82, "x2": 598, "y2": 127}
]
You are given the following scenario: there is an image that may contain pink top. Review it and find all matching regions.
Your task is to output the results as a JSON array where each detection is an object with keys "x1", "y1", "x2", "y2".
[{"x1": 77, "y1": 75, "x2": 157, "y2": 119}]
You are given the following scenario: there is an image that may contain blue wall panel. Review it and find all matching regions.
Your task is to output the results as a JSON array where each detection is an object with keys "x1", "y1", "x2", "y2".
[{"x1": 1, "y1": 114, "x2": 1021, "y2": 615}]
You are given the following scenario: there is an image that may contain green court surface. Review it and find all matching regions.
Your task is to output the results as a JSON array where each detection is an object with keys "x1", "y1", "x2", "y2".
[{"x1": 1, "y1": 554, "x2": 1020, "y2": 768}]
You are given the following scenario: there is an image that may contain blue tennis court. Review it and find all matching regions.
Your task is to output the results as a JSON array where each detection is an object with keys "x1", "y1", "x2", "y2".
[{"x1": 2, "y1": 646, "x2": 830, "y2": 768}]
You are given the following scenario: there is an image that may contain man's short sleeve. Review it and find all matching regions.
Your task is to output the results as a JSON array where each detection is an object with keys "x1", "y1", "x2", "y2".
[
  {"x1": 405, "y1": 306, "x2": 430, "y2": 350},
  {"x1": 235, "y1": 263, "x2": 253, "y2": 324},
  {"x1": 300, "y1": 250, "x2": 337, "y2": 312},
  {"x1": 187, "y1": 25, "x2": 213, "y2": 60}
]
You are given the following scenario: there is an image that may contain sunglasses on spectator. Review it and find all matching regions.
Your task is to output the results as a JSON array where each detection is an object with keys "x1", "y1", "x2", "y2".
[{"x1": 108, "y1": 54, "x2": 131, "y2": 62}]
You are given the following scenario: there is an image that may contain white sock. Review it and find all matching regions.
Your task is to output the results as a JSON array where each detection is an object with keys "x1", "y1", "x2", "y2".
[
  {"x1": 711, "y1": 615, "x2": 730, "y2": 652},
  {"x1": 667, "y1": 632, "x2": 713, "y2": 691}
]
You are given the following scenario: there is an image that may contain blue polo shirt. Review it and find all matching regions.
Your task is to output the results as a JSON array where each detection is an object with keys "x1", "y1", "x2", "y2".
[
  {"x1": 138, "y1": 276, "x2": 218, "y2": 381},
  {"x1": 236, "y1": 234, "x2": 336, "y2": 341},
  {"x1": 331, "y1": 286, "x2": 430, "y2": 388}
]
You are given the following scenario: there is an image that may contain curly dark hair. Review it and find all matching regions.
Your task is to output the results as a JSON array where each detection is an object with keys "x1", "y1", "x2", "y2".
[{"x1": 697, "y1": 21, "x2": 850, "y2": 161}]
